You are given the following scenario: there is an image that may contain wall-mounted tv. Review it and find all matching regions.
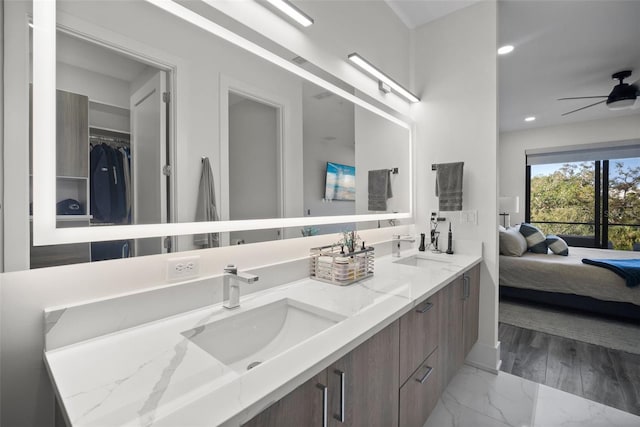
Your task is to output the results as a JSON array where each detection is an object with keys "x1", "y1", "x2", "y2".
[{"x1": 325, "y1": 162, "x2": 356, "y2": 201}]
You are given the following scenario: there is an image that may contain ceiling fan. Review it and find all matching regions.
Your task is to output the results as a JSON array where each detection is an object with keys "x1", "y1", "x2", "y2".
[{"x1": 558, "y1": 70, "x2": 640, "y2": 116}]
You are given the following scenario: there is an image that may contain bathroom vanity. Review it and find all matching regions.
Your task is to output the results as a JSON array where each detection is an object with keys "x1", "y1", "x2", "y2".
[{"x1": 44, "y1": 246, "x2": 481, "y2": 426}]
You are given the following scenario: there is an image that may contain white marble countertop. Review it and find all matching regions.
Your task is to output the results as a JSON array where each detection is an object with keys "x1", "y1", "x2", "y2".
[{"x1": 44, "y1": 248, "x2": 482, "y2": 426}]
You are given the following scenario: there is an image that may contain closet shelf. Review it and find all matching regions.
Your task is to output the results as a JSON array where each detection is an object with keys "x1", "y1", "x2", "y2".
[
  {"x1": 29, "y1": 215, "x2": 93, "y2": 221},
  {"x1": 89, "y1": 125, "x2": 131, "y2": 135}
]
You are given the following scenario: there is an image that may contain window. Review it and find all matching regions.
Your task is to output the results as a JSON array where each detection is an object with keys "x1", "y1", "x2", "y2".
[{"x1": 526, "y1": 153, "x2": 640, "y2": 251}]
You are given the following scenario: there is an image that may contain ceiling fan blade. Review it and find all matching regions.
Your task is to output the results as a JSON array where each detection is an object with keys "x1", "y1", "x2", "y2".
[
  {"x1": 561, "y1": 99, "x2": 607, "y2": 116},
  {"x1": 557, "y1": 96, "x2": 608, "y2": 100}
]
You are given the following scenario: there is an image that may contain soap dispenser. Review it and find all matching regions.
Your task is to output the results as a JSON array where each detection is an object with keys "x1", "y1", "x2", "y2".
[{"x1": 419, "y1": 233, "x2": 426, "y2": 251}]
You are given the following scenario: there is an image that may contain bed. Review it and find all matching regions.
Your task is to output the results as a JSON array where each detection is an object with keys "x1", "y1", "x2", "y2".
[{"x1": 499, "y1": 246, "x2": 640, "y2": 322}]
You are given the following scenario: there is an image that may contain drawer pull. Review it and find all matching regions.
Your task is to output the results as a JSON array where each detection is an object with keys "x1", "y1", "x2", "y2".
[
  {"x1": 463, "y1": 275, "x2": 470, "y2": 300},
  {"x1": 316, "y1": 383, "x2": 328, "y2": 427},
  {"x1": 415, "y1": 302, "x2": 434, "y2": 314},
  {"x1": 415, "y1": 366, "x2": 433, "y2": 384},
  {"x1": 333, "y1": 369, "x2": 346, "y2": 422}
]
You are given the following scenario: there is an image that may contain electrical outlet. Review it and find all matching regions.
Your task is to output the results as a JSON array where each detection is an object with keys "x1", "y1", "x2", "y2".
[
  {"x1": 459, "y1": 210, "x2": 478, "y2": 225},
  {"x1": 166, "y1": 256, "x2": 200, "y2": 281}
]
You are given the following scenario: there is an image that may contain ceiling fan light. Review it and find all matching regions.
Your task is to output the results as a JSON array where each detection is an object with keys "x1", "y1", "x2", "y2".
[
  {"x1": 606, "y1": 83, "x2": 637, "y2": 110},
  {"x1": 607, "y1": 98, "x2": 637, "y2": 110}
]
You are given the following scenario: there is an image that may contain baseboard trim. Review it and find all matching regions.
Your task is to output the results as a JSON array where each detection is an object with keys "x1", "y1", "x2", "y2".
[{"x1": 465, "y1": 340, "x2": 501, "y2": 374}]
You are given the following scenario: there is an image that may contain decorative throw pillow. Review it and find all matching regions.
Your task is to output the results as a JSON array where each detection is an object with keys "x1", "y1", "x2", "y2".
[
  {"x1": 519, "y1": 223, "x2": 548, "y2": 253},
  {"x1": 546, "y1": 235, "x2": 569, "y2": 256},
  {"x1": 499, "y1": 227, "x2": 528, "y2": 256}
]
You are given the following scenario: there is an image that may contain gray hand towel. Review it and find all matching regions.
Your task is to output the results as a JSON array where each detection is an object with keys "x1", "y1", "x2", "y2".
[
  {"x1": 194, "y1": 157, "x2": 219, "y2": 248},
  {"x1": 435, "y1": 162, "x2": 464, "y2": 211},
  {"x1": 368, "y1": 169, "x2": 392, "y2": 211}
]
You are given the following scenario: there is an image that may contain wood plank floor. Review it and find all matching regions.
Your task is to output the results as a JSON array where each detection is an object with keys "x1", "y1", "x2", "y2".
[{"x1": 499, "y1": 322, "x2": 640, "y2": 416}]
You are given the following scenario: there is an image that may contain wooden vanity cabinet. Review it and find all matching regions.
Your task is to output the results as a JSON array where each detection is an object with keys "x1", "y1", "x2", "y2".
[
  {"x1": 243, "y1": 321, "x2": 399, "y2": 427},
  {"x1": 440, "y1": 264, "x2": 481, "y2": 390},
  {"x1": 243, "y1": 264, "x2": 480, "y2": 427},
  {"x1": 399, "y1": 291, "x2": 441, "y2": 384},
  {"x1": 463, "y1": 264, "x2": 480, "y2": 356},
  {"x1": 242, "y1": 371, "x2": 328, "y2": 427},
  {"x1": 328, "y1": 320, "x2": 399, "y2": 427},
  {"x1": 399, "y1": 349, "x2": 439, "y2": 427},
  {"x1": 398, "y1": 290, "x2": 441, "y2": 427}
]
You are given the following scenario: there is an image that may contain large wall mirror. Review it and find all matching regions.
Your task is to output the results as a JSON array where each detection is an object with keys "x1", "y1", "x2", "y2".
[{"x1": 30, "y1": 0, "x2": 412, "y2": 266}]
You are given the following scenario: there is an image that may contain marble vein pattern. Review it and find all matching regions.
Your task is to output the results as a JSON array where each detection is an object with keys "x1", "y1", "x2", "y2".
[
  {"x1": 44, "y1": 250, "x2": 482, "y2": 426},
  {"x1": 425, "y1": 365, "x2": 640, "y2": 427}
]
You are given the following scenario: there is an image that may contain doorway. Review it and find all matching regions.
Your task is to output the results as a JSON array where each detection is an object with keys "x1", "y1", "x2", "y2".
[{"x1": 227, "y1": 91, "x2": 283, "y2": 245}]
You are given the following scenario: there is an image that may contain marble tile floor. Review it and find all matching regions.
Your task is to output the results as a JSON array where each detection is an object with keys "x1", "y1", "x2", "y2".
[{"x1": 423, "y1": 365, "x2": 640, "y2": 427}]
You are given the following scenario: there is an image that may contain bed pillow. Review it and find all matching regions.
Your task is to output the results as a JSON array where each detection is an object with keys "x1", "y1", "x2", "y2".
[
  {"x1": 499, "y1": 227, "x2": 528, "y2": 256},
  {"x1": 519, "y1": 223, "x2": 548, "y2": 253},
  {"x1": 546, "y1": 235, "x2": 569, "y2": 256}
]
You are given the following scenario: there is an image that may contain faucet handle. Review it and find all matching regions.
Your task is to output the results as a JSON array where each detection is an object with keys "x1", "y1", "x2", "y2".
[{"x1": 224, "y1": 264, "x2": 237, "y2": 274}]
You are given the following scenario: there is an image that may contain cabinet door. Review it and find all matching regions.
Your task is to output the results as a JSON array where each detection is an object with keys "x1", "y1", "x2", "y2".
[
  {"x1": 439, "y1": 276, "x2": 464, "y2": 392},
  {"x1": 399, "y1": 349, "x2": 439, "y2": 427},
  {"x1": 242, "y1": 370, "x2": 328, "y2": 427},
  {"x1": 56, "y1": 90, "x2": 89, "y2": 177},
  {"x1": 463, "y1": 264, "x2": 480, "y2": 357},
  {"x1": 399, "y1": 291, "x2": 441, "y2": 383},
  {"x1": 329, "y1": 321, "x2": 400, "y2": 427}
]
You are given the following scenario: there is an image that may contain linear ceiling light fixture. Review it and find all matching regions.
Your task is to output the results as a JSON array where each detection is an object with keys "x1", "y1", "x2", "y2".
[
  {"x1": 347, "y1": 53, "x2": 420, "y2": 103},
  {"x1": 264, "y1": 0, "x2": 314, "y2": 27}
]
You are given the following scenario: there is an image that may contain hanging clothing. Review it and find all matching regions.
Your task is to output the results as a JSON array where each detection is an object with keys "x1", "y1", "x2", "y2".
[
  {"x1": 90, "y1": 144, "x2": 113, "y2": 222},
  {"x1": 119, "y1": 147, "x2": 131, "y2": 218},
  {"x1": 90, "y1": 143, "x2": 130, "y2": 223},
  {"x1": 194, "y1": 157, "x2": 219, "y2": 248}
]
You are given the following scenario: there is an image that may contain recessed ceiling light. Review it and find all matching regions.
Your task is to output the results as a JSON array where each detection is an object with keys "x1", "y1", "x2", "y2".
[
  {"x1": 524, "y1": 116, "x2": 536, "y2": 122},
  {"x1": 497, "y1": 45, "x2": 514, "y2": 55}
]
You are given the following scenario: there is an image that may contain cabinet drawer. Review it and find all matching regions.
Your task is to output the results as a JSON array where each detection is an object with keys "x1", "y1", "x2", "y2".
[
  {"x1": 399, "y1": 349, "x2": 439, "y2": 427},
  {"x1": 399, "y1": 291, "x2": 441, "y2": 382}
]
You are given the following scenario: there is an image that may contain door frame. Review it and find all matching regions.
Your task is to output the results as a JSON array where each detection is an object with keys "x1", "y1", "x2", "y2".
[
  {"x1": 46, "y1": 19, "x2": 180, "y2": 252},
  {"x1": 219, "y1": 75, "x2": 288, "y2": 246}
]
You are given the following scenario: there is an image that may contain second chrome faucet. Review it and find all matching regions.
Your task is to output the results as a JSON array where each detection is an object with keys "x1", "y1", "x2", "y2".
[{"x1": 223, "y1": 264, "x2": 259, "y2": 309}]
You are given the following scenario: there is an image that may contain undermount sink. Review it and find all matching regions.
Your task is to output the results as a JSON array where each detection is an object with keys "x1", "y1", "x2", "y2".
[
  {"x1": 182, "y1": 298, "x2": 346, "y2": 373},
  {"x1": 394, "y1": 254, "x2": 450, "y2": 268}
]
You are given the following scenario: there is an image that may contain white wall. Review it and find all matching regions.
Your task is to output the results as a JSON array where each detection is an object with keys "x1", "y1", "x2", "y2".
[
  {"x1": 302, "y1": 84, "x2": 356, "y2": 235},
  {"x1": 500, "y1": 114, "x2": 640, "y2": 225},
  {"x1": 1, "y1": 1, "x2": 415, "y2": 425},
  {"x1": 355, "y1": 105, "x2": 411, "y2": 216},
  {"x1": 412, "y1": 1, "x2": 499, "y2": 371},
  {"x1": 205, "y1": 0, "x2": 412, "y2": 116},
  {"x1": 56, "y1": 62, "x2": 130, "y2": 109}
]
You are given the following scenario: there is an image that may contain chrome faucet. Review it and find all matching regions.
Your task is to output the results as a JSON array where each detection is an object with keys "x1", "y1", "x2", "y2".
[
  {"x1": 392, "y1": 235, "x2": 416, "y2": 258},
  {"x1": 223, "y1": 264, "x2": 259, "y2": 309}
]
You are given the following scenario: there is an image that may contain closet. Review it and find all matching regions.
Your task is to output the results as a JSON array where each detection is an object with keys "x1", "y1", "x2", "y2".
[{"x1": 29, "y1": 89, "x2": 133, "y2": 268}]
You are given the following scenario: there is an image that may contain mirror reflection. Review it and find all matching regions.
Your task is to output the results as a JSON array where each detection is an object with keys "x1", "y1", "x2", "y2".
[{"x1": 28, "y1": 0, "x2": 411, "y2": 268}]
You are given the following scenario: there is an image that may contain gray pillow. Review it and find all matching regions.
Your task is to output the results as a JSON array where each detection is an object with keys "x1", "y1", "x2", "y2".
[
  {"x1": 546, "y1": 234, "x2": 569, "y2": 256},
  {"x1": 519, "y1": 223, "x2": 548, "y2": 253},
  {"x1": 499, "y1": 227, "x2": 528, "y2": 256}
]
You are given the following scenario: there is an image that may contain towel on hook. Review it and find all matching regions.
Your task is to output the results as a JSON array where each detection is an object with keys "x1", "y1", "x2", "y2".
[
  {"x1": 368, "y1": 169, "x2": 393, "y2": 211},
  {"x1": 194, "y1": 157, "x2": 219, "y2": 248},
  {"x1": 435, "y1": 162, "x2": 464, "y2": 211}
]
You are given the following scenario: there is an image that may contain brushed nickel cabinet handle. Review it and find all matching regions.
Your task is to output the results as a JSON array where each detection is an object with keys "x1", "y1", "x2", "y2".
[
  {"x1": 463, "y1": 275, "x2": 470, "y2": 299},
  {"x1": 415, "y1": 301, "x2": 434, "y2": 314},
  {"x1": 316, "y1": 383, "x2": 328, "y2": 427},
  {"x1": 333, "y1": 369, "x2": 346, "y2": 422},
  {"x1": 415, "y1": 366, "x2": 433, "y2": 384}
]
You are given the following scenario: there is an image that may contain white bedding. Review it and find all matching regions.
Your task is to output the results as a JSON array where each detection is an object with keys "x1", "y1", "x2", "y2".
[{"x1": 499, "y1": 247, "x2": 640, "y2": 307}]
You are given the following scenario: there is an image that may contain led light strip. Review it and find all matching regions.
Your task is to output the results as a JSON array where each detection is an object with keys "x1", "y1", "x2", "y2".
[
  {"x1": 348, "y1": 53, "x2": 420, "y2": 103},
  {"x1": 264, "y1": 0, "x2": 314, "y2": 27}
]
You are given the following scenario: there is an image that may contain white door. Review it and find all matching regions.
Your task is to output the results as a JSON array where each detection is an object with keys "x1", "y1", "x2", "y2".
[{"x1": 130, "y1": 70, "x2": 167, "y2": 255}]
